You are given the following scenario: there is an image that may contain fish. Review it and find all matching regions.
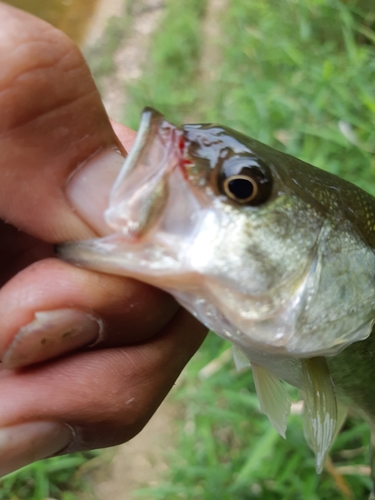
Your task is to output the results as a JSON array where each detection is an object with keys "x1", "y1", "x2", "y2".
[{"x1": 59, "y1": 107, "x2": 375, "y2": 496}]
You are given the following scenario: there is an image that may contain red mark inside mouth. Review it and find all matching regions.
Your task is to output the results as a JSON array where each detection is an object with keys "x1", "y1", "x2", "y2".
[
  {"x1": 159, "y1": 126, "x2": 194, "y2": 180},
  {"x1": 177, "y1": 134, "x2": 194, "y2": 178}
]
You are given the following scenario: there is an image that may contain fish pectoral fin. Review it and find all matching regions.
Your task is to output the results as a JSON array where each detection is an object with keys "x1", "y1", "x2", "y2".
[
  {"x1": 251, "y1": 362, "x2": 291, "y2": 439},
  {"x1": 232, "y1": 345, "x2": 251, "y2": 371},
  {"x1": 301, "y1": 357, "x2": 338, "y2": 474}
]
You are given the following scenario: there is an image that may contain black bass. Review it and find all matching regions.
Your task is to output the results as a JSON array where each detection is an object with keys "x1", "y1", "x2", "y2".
[{"x1": 60, "y1": 108, "x2": 375, "y2": 495}]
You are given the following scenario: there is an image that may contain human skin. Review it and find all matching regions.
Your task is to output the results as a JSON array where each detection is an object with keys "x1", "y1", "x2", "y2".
[{"x1": 0, "y1": 2, "x2": 206, "y2": 475}]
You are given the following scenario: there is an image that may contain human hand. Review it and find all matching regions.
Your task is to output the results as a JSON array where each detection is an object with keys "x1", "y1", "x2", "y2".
[{"x1": 0, "y1": 2, "x2": 206, "y2": 476}]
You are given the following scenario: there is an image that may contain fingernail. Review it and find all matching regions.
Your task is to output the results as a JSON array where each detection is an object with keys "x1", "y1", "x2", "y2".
[
  {"x1": 2, "y1": 309, "x2": 104, "y2": 369},
  {"x1": 0, "y1": 421, "x2": 72, "y2": 477},
  {"x1": 66, "y1": 148, "x2": 125, "y2": 236}
]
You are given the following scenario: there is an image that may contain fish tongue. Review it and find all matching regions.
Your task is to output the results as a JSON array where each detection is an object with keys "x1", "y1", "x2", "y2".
[{"x1": 301, "y1": 357, "x2": 338, "y2": 473}]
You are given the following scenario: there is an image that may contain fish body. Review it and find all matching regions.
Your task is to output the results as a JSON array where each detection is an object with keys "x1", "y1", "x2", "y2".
[{"x1": 60, "y1": 108, "x2": 375, "y2": 486}]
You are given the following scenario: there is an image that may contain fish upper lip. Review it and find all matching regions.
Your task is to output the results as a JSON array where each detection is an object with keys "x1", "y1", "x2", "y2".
[
  {"x1": 134, "y1": 107, "x2": 195, "y2": 171},
  {"x1": 140, "y1": 106, "x2": 186, "y2": 158}
]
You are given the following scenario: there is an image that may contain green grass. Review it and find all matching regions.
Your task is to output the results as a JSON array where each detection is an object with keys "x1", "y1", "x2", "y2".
[
  {"x1": 121, "y1": 0, "x2": 375, "y2": 499},
  {"x1": 210, "y1": 0, "x2": 375, "y2": 194},
  {"x1": 0, "y1": 451, "x2": 99, "y2": 499}
]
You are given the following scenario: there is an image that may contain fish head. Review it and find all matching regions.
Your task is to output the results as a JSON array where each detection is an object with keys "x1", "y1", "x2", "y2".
[{"x1": 60, "y1": 108, "x2": 375, "y2": 357}]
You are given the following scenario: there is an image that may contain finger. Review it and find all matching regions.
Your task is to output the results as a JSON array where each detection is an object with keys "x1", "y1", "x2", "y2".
[
  {"x1": 0, "y1": 220, "x2": 55, "y2": 287},
  {"x1": 110, "y1": 120, "x2": 137, "y2": 152},
  {"x1": 0, "y1": 2, "x2": 124, "y2": 242},
  {"x1": 0, "y1": 310, "x2": 207, "y2": 476},
  {"x1": 0, "y1": 258, "x2": 178, "y2": 368}
]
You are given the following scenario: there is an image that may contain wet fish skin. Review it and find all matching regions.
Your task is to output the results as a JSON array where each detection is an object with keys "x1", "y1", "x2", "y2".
[
  {"x1": 181, "y1": 121, "x2": 375, "y2": 357},
  {"x1": 183, "y1": 121, "x2": 375, "y2": 414},
  {"x1": 58, "y1": 108, "x2": 375, "y2": 487}
]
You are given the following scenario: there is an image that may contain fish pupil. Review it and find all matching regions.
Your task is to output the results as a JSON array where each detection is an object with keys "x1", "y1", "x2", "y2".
[
  {"x1": 219, "y1": 157, "x2": 272, "y2": 205},
  {"x1": 228, "y1": 178, "x2": 254, "y2": 200}
]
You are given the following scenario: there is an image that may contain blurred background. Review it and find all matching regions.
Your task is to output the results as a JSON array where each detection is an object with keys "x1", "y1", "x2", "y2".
[{"x1": 2, "y1": 0, "x2": 375, "y2": 498}]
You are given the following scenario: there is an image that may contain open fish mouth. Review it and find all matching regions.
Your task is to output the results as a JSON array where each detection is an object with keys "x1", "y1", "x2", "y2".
[
  {"x1": 106, "y1": 107, "x2": 187, "y2": 241},
  {"x1": 58, "y1": 108, "x2": 211, "y2": 285}
]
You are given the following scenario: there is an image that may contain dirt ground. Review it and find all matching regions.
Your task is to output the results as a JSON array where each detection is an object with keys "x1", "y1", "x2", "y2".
[
  {"x1": 83, "y1": 0, "x2": 165, "y2": 123},
  {"x1": 80, "y1": 402, "x2": 179, "y2": 500}
]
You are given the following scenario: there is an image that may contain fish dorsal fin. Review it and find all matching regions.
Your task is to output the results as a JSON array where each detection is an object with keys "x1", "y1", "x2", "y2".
[
  {"x1": 232, "y1": 345, "x2": 251, "y2": 371},
  {"x1": 301, "y1": 357, "x2": 338, "y2": 473},
  {"x1": 251, "y1": 362, "x2": 291, "y2": 439}
]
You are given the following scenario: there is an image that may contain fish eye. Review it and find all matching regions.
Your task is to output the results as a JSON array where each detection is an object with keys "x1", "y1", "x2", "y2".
[
  {"x1": 218, "y1": 156, "x2": 273, "y2": 206},
  {"x1": 223, "y1": 175, "x2": 258, "y2": 203}
]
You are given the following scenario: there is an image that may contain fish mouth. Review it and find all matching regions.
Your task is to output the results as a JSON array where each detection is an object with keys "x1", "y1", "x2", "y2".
[
  {"x1": 105, "y1": 107, "x2": 187, "y2": 241},
  {"x1": 58, "y1": 107, "x2": 210, "y2": 281}
]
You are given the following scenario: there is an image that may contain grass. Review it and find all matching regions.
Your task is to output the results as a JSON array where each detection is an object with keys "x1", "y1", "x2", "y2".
[{"x1": 0, "y1": 451, "x2": 99, "y2": 499}]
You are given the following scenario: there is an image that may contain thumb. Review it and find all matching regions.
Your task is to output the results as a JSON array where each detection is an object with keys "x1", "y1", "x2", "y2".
[{"x1": 0, "y1": 2, "x2": 133, "y2": 242}]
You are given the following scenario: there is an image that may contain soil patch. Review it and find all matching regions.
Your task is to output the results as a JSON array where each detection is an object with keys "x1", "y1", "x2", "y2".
[{"x1": 81, "y1": 400, "x2": 178, "y2": 500}]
